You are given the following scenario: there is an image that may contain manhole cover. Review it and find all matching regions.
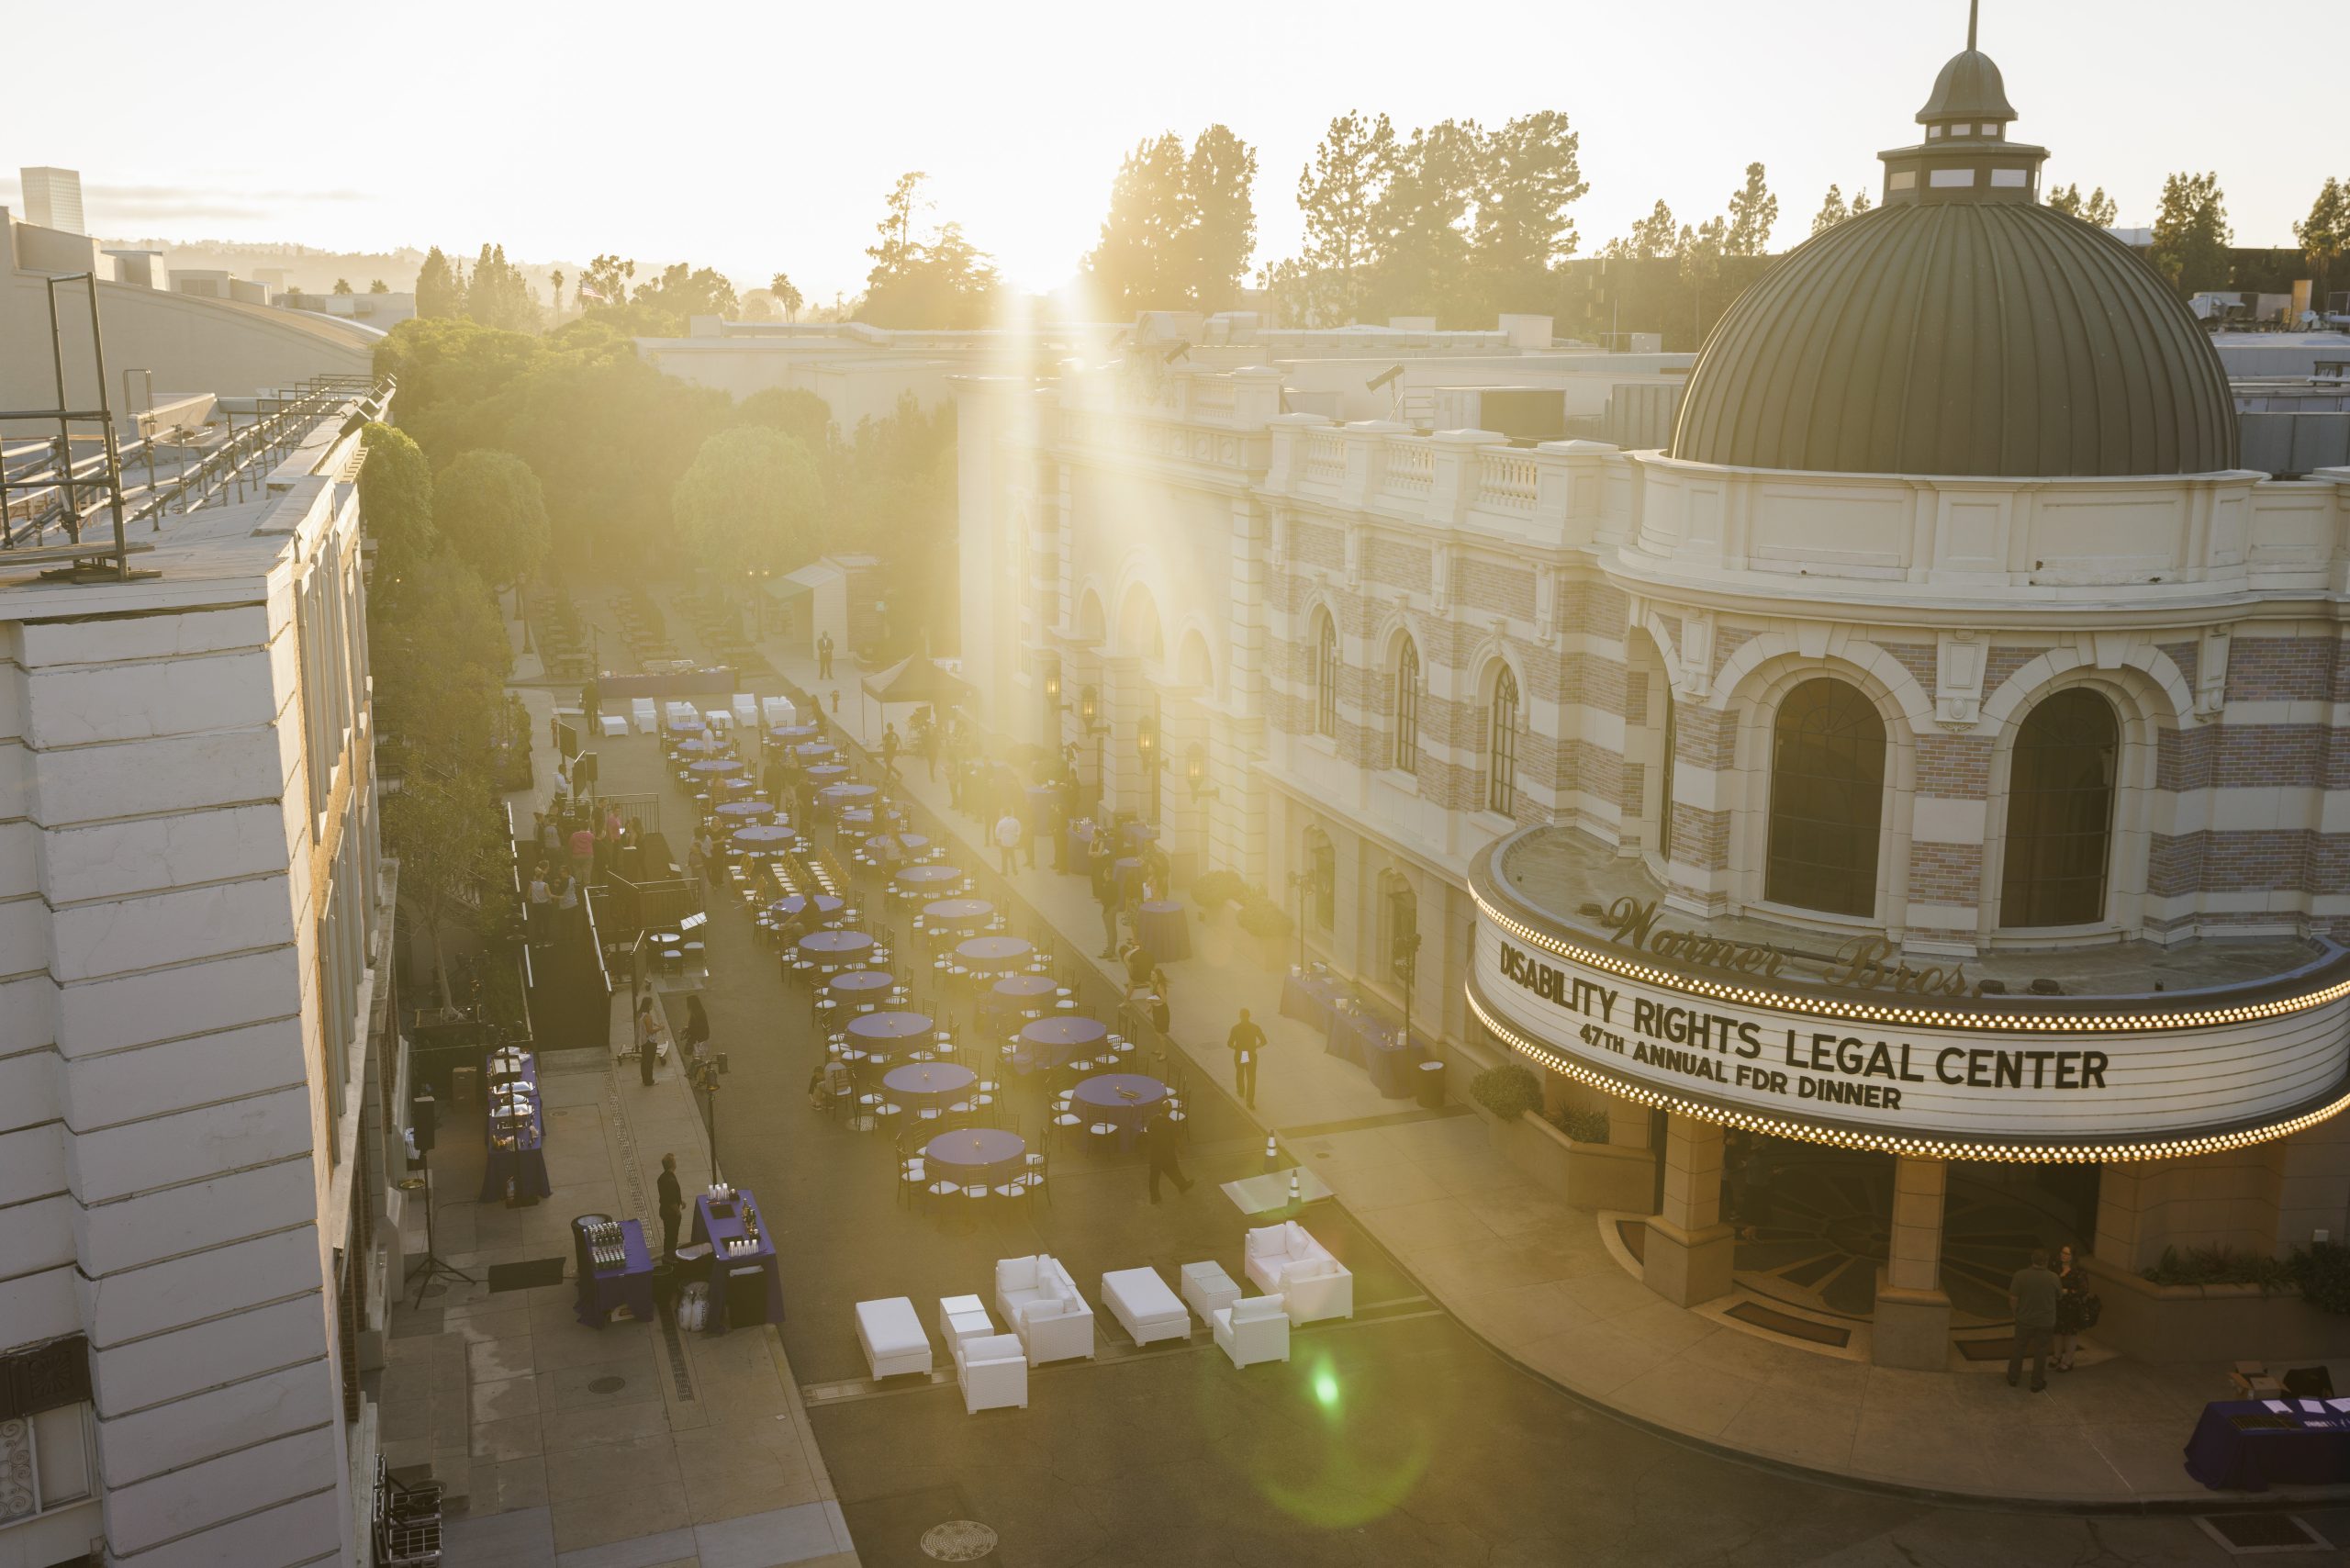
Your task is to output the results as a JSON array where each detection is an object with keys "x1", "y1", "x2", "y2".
[
  {"x1": 921, "y1": 1519, "x2": 999, "y2": 1561},
  {"x1": 587, "y1": 1375, "x2": 628, "y2": 1394}
]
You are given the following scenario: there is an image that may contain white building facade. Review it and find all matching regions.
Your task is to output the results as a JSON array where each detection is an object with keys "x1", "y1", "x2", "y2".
[
  {"x1": 0, "y1": 398, "x2": 404, "y2": 1566},
  {"x1": 957, "y1": 39, "x2": 2350, "y2": 1369}
]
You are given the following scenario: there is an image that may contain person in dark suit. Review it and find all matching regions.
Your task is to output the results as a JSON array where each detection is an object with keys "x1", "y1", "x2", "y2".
[
  {"x1": 657, "y1": 1152, "x2": 684, "y2": 1259},
  {"x1": 1145, "y1": 1106, "x2": 1192, "y2": 1203}
]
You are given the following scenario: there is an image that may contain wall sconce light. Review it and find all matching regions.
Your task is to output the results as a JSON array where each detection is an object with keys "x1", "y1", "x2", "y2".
[
  {"x1": 1078, "y1": 683, "x2": 1102, "y2": 729},
  {"x1": 1185, "y1": 741, "x2": 1217, "y2": 800},
  {"x1": 1044, "y1": 665, "x2": 1061, "y2": 703}
]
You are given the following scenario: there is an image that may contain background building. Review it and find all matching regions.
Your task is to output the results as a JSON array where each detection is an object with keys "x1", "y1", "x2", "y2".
[
  {"x1": 953, "y1": 38, "x2": 2350, "y2": 1369},
  {"x1": 17, "y1": 168, "x2": 84, "y2": 236}
]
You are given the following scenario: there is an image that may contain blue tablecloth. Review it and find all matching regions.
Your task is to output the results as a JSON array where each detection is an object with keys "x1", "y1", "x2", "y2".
[
  {"x1": 1281, "y1": 969, "x2": 1346, "y2": 1033},
  {"x1": 896, "y1": 865, "x2": 961, "y2": 893},
  {"x1": 1071, "y1": 1072, "x2": 1167, "y2": 1135},
  {"x1": 1017, "y1": 1015, "x2": 1106, "y2": 1073},
  {"x1": 688, "y1": 758, "x2": 744, "y2": 777},
  {"x1": 769, "y1": 892, "x2": 844, "y2": 922},
  {"x1": 846, "y1": 1011, "x2": 933, "y2": 1063},
  {"x1": 689, "y1": 1191, "x2": 785, "y2": 1328},
  {"x1": 800, "y1": 930, "x2": 873, "y2": 961},
  {"x1": 884, "y1": 1061, "x2": 976, "y2": 1106},
  {"x1": 925, "y1": 1128, "x2": 1025, "y2": 1187},
  {"x1": 574, "y1": 1219, "x2": 655, "y2": 1328},
  {"x1": 2183, "y1": 1399, "x2": 2350, "y2": 1490},
  {"x1": 1329, "y1": 1008, "x2": 1427, "y2": 1096},
  {"x1": 955, "y1": 935, "x2": 1031, "y2": 975},
  {"x1": 1136, "y1": 900, "x2": 1190, "y2": 964},
  {"x1": 828, "y1": 969, "x2": 893, "y2": 1003},
  {"x1": 732, "y1": 823, "x2": 794, "y2": 852},
  {"x1": 923, "y1": 898, "x2": 992, "y2": 930},
  {"x1": 982, "y1": 973, "x2": 1058, "y2": 1029},
  {"x1": 480, "y1": 1051, "x2": 552, "y2": 1203}
]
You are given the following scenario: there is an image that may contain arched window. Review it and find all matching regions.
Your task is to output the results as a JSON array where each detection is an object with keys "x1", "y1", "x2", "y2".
[
  {"x1": 1487, "y1": 665, "x2": 1520, "y2": 816},
  {"x1": 1393, "y1": 637, "x2": 1420, "y2": 774},
  {"x1": 2000, "y1": 690, "x2": 2119, "y2": 927},
  {"x1": 1763, "y1": 678, "x2": 1885, "y2": 917},
  {"x1": 1312, "y1": 611, "x2": 1339, "y2": 738}
]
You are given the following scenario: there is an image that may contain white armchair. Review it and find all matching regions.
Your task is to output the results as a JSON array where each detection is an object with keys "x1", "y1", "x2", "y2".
[
  {"x1": 994, "y1": 1254, "x2": 1096, "y2": 1366},
  {"x1": 1243, "y1": 1221, "x2": 1354, "y2": 1324},
  {"x1": 631, "y1": 698, "x2": 658, "y2": 734},
  {"x1": 762, "y1": 695, "x2": 798, "y2": 729},
  {"x1": 956, "y1": 1331, "x2": 1029, "y2": 1413},
  {"x1": 1212, "y1": 1294, "x2": 1291, "y2": 1368},
  {"x1": 732, "y1": 693, "x2": 760, "y2": 730}
]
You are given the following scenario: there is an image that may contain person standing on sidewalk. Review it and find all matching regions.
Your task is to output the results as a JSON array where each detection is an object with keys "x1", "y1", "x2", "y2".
[
  {"x1": 1144, "y1": 1105, "x2": 1193, "y2": 1202},
  {"x1": 2008, "y1": 1248, "x2": 2060, "y2": 1392},
  {"x1": 1091, "y1": 844, "x2": 1123, "y2": 957},
  {"x1": 881, "y1": 722, "x2": 901, "y2": 779},
  {"x1": 636, "y1": 993, "x2": 664, "y2": 1088},
  {"x1": 994, "y1": 809, "x2": 1024, "y2": 877},
  {"x1": 817, "y1": 632, "x2": 834, "y2": 679},
  {"x1": 1227, "y1": 1008, "x2": 1265, "y2": 1109},
  {"x1": 657, "y1": 1152, "x2": 684, "y2": 1259}
]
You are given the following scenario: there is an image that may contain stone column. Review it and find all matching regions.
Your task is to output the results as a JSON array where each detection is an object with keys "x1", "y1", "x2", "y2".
[
  {"x1": 1872, "y1": 1154, "x2": 1952, "y2": 1370},
  {"x1": 1640, "y1": 1114, "x2": 1734, "y2": 1306}
]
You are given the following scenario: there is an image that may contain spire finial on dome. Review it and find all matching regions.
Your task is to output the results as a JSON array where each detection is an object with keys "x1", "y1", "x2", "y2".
[{"x1": 1968, "y1": 0, "x2": 1979, "y2": 52}]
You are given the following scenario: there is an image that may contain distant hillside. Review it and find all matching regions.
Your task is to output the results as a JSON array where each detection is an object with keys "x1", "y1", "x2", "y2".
[{"x1": 97, "y1": 237, "x2": 592, "y2": 301}]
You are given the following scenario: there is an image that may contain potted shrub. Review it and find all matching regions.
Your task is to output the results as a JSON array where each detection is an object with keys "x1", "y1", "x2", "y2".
[
  {"x1": 1235, "y1": 892, "x2": 1294, "y2": 970},
  {"x1": 1191, "y1": 869, "x2": 1247, "y2": 926}
]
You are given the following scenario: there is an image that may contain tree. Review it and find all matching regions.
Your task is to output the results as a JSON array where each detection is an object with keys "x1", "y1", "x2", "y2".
[
  {"x1": 1186, "y1": 124, "x2": 1259, "y2": 311},
  {"x1": 1615, "y1": 200, "x2": 1678, "y2": 261},
  {"x1": 1085, "y1": 132, "x2": 1193, "y2": 311},
  {"x1": 770, "y1": 271, "x2": 803, "y2": 321},
  {"x1": 1811, "y1": 186, "x2": 1849, "y2": 236},
  {"x1": 1292, "y1": 111, "x2": 1397, "y2": 324},
  {"x1": 464, "y1": 243, "x2": 540, "y2": 332},
  {"x1": 672, "y1": 427, "x2": 825, "y2": 587},
  {"x1": 434, "y1": 449, "x2": 550, "y2": 592},
  {"x1": 633, "y1": 263, "x2": 738, "y2": 323},
  {"x1": 577, "y1": 253, "x2": 636, "y2": 311},
  {"x1": 2048, "y1": 184, "x2": 2119, "y2": 228},
  {"x1": 549, "y1": 268, "x2": 565, "y2": 317},
  {"x1": 416, "y1": 246, "x2": 463, "y2": 318},
  {"x1": 369, "y1": 278, "x2": 390, "y2": 293},
  {"x1": 1472, "y1": 111, "x2": 1589, "y2": 293},
  {"x1": 2150, "y1": 171, "x2": 2232, "y2": 298},
  {"x1": 1367, "y1": 118, "x2": 1482, "y2": 323},
  {"x1": 382, "y1": 770, "x2": 504, "y2": 1009},
  {"x1": 2293, "y1": 176, "x2": 2347, "y2": 312},
  {"x1": 859, "y1": 174, "x2": 1000, "y2": 328},
  {"x1": 1677, "y1": 216, "x2": 1726, "y2": 339},
  {"x1": 867, "y1": 171, "x2": 929, "y2": 292},
  {"x1": 357, "y1": 421, "x2": 436, "y2": 586},
  {"x1": 332, "y1": 277, "x2": 353, "y2": 295},
  {"x1": 1724, "y1": 162, "x2": 1777, "y2": 256}
]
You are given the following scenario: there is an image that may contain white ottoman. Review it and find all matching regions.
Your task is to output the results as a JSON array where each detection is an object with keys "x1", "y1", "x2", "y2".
[
  {"x1": 939, "y1": 1294, "x2": 993, "y2": 1357},
  {"x1": 855, "y1": 1296, "x2": 931, "y2": 1380},
  {"x1": 1102, "y1": 1267, "x2": 1191, "y2": 1345},
  {"x1": 1181, "y1": 1260, "x2": 1239, "y2": 1325}
]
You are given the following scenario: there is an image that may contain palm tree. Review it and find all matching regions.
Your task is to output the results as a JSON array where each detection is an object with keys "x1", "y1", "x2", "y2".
[
  {"x1": 551, "y1": 268, "x2": 565, "y2": 319},
  {"x1": 770, "y1": 271, "x2": 803, "y2": 323}
]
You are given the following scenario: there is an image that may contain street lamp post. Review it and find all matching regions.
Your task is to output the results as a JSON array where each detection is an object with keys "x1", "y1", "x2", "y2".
[
  {"x1": 1286, "y1": 868, "x2": 1315, "y2": 970},
  {"x1": 690, "y1": 1051, "x2": 729, "y2": 1186},
  {"x1": 1076, "y1": 683, "x2": 1111, "y2": 815},
  {"x1": 1394, "y1": 930, "x2": 1422, "y2": 1050}
]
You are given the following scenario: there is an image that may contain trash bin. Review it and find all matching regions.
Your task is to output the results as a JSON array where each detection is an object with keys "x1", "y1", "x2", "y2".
[
  {"x1": 1416, "y1": 1058, "x2": 1447, "y2": 1109},
  {"x1": 650, "y1": 1260, "x2": 677, "y2": 1318}
]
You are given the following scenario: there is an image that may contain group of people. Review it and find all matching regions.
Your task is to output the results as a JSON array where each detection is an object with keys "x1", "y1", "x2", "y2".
[
  {"x1": 631, "y1": 990, "x2": 711, "y2": 1088},
  {"x1": 2007, "y1": 1242, "x2": 2097, "y2": 1390}
]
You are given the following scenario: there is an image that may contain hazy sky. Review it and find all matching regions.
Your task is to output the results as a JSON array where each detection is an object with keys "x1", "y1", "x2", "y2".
[{"x1": 0, "y1": 0, "x2": 2328, "y2": 302}]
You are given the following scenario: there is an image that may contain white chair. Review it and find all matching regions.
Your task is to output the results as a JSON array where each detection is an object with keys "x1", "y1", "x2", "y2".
[
  {"x1": 994, "y1": 1254, "x2": 1095, "y2": 1366},
  {"x1": 855, "y1": 1296, "x2": 932, "y2": 1380},
  {"x1": 632, "y1": 698, "x2": 658, "y2": 734},
  {"x1": 957, "y1": 1332, "x2": 1029, "y2": 1413},
  {"x1": 1212, "y1": 1294, "x2": 1291, "y2": 1368},
  {"x1": 732, "y1": 692, "x2": 759, "y2": 730},
  {"x1": 763, "y1": 695, "x2": 798, "y2": 728},
  {"x1": 664, "y1": 700, "x2": 698, "y2": 730},
  {"x1": 1242, "y1": 1221, "x2": 1355, "y2": 1324},
  {"x1": 599, "y1": 713, "x2": 629, "y2": 738},
  {"x1": 1101, "y1": 1267, "x2": 1190, "y2": 1346}
]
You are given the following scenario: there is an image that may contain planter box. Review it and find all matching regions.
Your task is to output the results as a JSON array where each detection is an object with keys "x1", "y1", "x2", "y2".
[
  {"x1": 1473, "y1": 1105, "x2": 1651, "y2": 1210},
  {"x1": 2082, "y1": 1258, "x2": 2350, "y2": 1364}
]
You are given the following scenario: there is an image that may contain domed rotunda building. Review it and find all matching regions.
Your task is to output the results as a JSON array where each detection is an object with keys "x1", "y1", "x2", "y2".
[{"x1": 953, "y1": 20, "x2": 2350, "y2": 1373}]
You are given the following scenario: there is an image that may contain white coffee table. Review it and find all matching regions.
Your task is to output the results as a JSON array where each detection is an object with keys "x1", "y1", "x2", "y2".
[
  {"x1": 1181, "y1": 1260, "x2": 1239, "y2": 1325},
  {"x1": 938, "y1": 1293, "x2": 992, "y2": 1355}
]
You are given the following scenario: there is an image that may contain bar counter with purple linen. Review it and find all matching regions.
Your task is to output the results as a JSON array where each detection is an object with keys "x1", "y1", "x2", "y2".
[
  {"x1": 574, "y1": 1218, "x2": 655, "y2": 1328},
  {"x1": 2183, "y1": 1397, "x2": 2350, "y2": 1491},
  {"x1": 1136, "y1": 899, "x2": 1190, "y2": 964},
  {"x1": 1327, "y1": 1003, "x2": 1428, "y2": 1096},
  {"x1": 1280, "y1": 967, "x2": 1347, "y2": 1034},
  {"x1": 688, "y1": 1188, "x2": 785, "y2": 1328},
  {"x1": 480, "y1": 1049, "x2": 552, "y2": 1204}
]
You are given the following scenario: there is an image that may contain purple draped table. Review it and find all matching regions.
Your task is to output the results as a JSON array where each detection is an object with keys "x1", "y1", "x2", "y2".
[
  {"x1": 769, "y1": 892, "x2": 845, "y2": 924},
  {"x1": 955, "y1": 935, "x2": 1032, "y2": 977},
  {"x1": 924, "y1": 1127, "x2": 1026, "y2": 1188},
  {"x1": 827, "y1": 969, "x2": 893, "y2": 1008},
  {"x1": 1136, "y1": 900, "x2": 1190, "y2": 964},
  {"x1": 1070, "y1": 1072, "x2": 1168, "y2": 1147},
  {"x1": 884, "y1": 1061, "x2": 977, "y2": 1110},
  {"x1": 2182, "y1": 1399, "x2": 2350, "y2": 1491},
  {"x1": 1327, "y1": 1005, "x2": 1428, "y2": 1096},
  {"x1": 798, "y1": 929, "x2": 874, "y2": 966},
  {"x1": 1016, "y1": 1014, "x2": 1106, "y2": 1073},
  {"x1": 981, "y1": 973, "x2": 1058, "y2": 1030},
  {"x1": 573, "y1": 1218, "x2": 655, "y2": 1328},
  {"x1": 845, "y1": 1010, "x2": 934, "y2": 1065},
  {"x1": 732, "y1": 823, "x2": 795, "y2": 854},
  {"x1": 896, "y1": 864, "x2": 962, "y2": 899},
  {"x1": 687, "y1": 757, "x2": 744, "y2": 778},
  {"x1": 923, "y1": 898, "x2": 992, "y2": 933},
  {"x1": 688, "y1": 1190, "x2": 785, "y2": 1329},
  {"x1": 480, "y1": 1050, "x2": 551, "y2": 1203},
  {"x1": 1280, "y1": 968, "x2": 1347, "y2": 1033},
  {"x1": 713, "y1": 800, "x2": 773, "y2": 823}
]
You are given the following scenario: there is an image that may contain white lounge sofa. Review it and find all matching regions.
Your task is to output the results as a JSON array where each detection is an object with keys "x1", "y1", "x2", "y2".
[
  {"x1": 732, "y1": 693, "x2": 759, "y2": 730},
  {"x1": 1101, "y1": 1266, "x2": 1190, "y2": 1346},
  {"x1": 1212, "y1": 1294, "x2": 1290, "y2": 1368},
  {"x1": 855, "y1": 1296, "x2": 932, "y2": 1380},
  {"x1": 956, "y1": 1331, "x2": 1030, "y2": 1413},
  {"x1": 762, "y1": 695, "x2": 798, "y2": 729},
  {"x1": 994, "y1": 1254, "x2": 1095, "y2": 1366},
  {"x1": 1243, "y1": 1221, "x2": 1355, "y2": 1324},
  {"x1": 632, "y1": 699, "x2": 658, "y2": 734}
]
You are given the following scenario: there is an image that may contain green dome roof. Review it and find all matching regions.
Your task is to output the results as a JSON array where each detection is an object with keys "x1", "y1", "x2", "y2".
[{"x1": 1918, "y1": 48, "x2": 2016, "y2": 124}]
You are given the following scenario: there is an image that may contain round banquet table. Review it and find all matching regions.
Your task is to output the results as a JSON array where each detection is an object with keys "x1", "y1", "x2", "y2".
[
  {"x1": 793, "y1": 741, "x2": 838, "y2": 758},
  {"x1": 1071, "y1": 1072, "x2": 1169, "y2": 1132},
  {"x1": 1136, "y1": 899, "x2": 1191, "y2": 963},
  {"x1": 714, "y1": 800, "x2": 773, "y2": 822},
  {"x1": 732, "y1": 823, "x2": 795, "y2": 852},
  {"x1": 845, "y1": 1011, "x2": 934, "y2": 1062},
  {"x1": 884, "y1": 1061, "x2": 976, "y2": 1106},
  {"x1": 668, "y1": 717, "x2": 705, "y2": 736},
  {"x1": 799, "y1": 930, "x2": 874, "y2": 963},
  {"x1": 865, "y1": 832, "x2": 929, "y2": 858},
  {"x1": 677, "y1": 736, "x2": 725, "y2": 756},
  {"x1": 896, "y1": 865, "x2": 961, "y2": 893},
  {"x1": 923, "y1": 898, "x2": 992, "y2": 930},
  {"x1": 688, "y1": 757, "x2": 744, "y2": 778},
  {"x1": 771, "y1": 723, "x2": 820, "y2": 741},
  {"x1": 924, "y1": 1127, "x2": 1025, "y2": 1187},
  {"x1": 822, "y1": 781, "x2": 878, "y2": 802},
  {"x1": 769, "y1": 892, "x2": 845, "y2": 921},
  {"x1": 716, "y1": 776, "x2": 759, "y2": 799},
  {"x1": 828, "y1": 969, "x2": 893, "y2": 1003},
  {"x1": 955, "y1": 935, "x2": 1031, "y2": 975},
  {"x1": 806, "y1": 764, "x2": 849, "y2": 782},
  {"x1": 1018, "y1": 1015, "x2": 1107, "y2": 1072},
  {"x1": 981, "y1": 973, "x2": 1058, "y2": 1027}
]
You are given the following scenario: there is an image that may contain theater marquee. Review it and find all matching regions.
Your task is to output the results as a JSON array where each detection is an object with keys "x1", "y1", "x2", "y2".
[{"x1": 1467, "y1": 904, "x2": 2350, "y2": 1162}]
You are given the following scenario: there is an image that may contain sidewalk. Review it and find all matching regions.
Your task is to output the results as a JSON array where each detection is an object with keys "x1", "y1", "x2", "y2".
[{"x1": 760, "y1": 628, "x2": 2344, "y2": 1508}]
